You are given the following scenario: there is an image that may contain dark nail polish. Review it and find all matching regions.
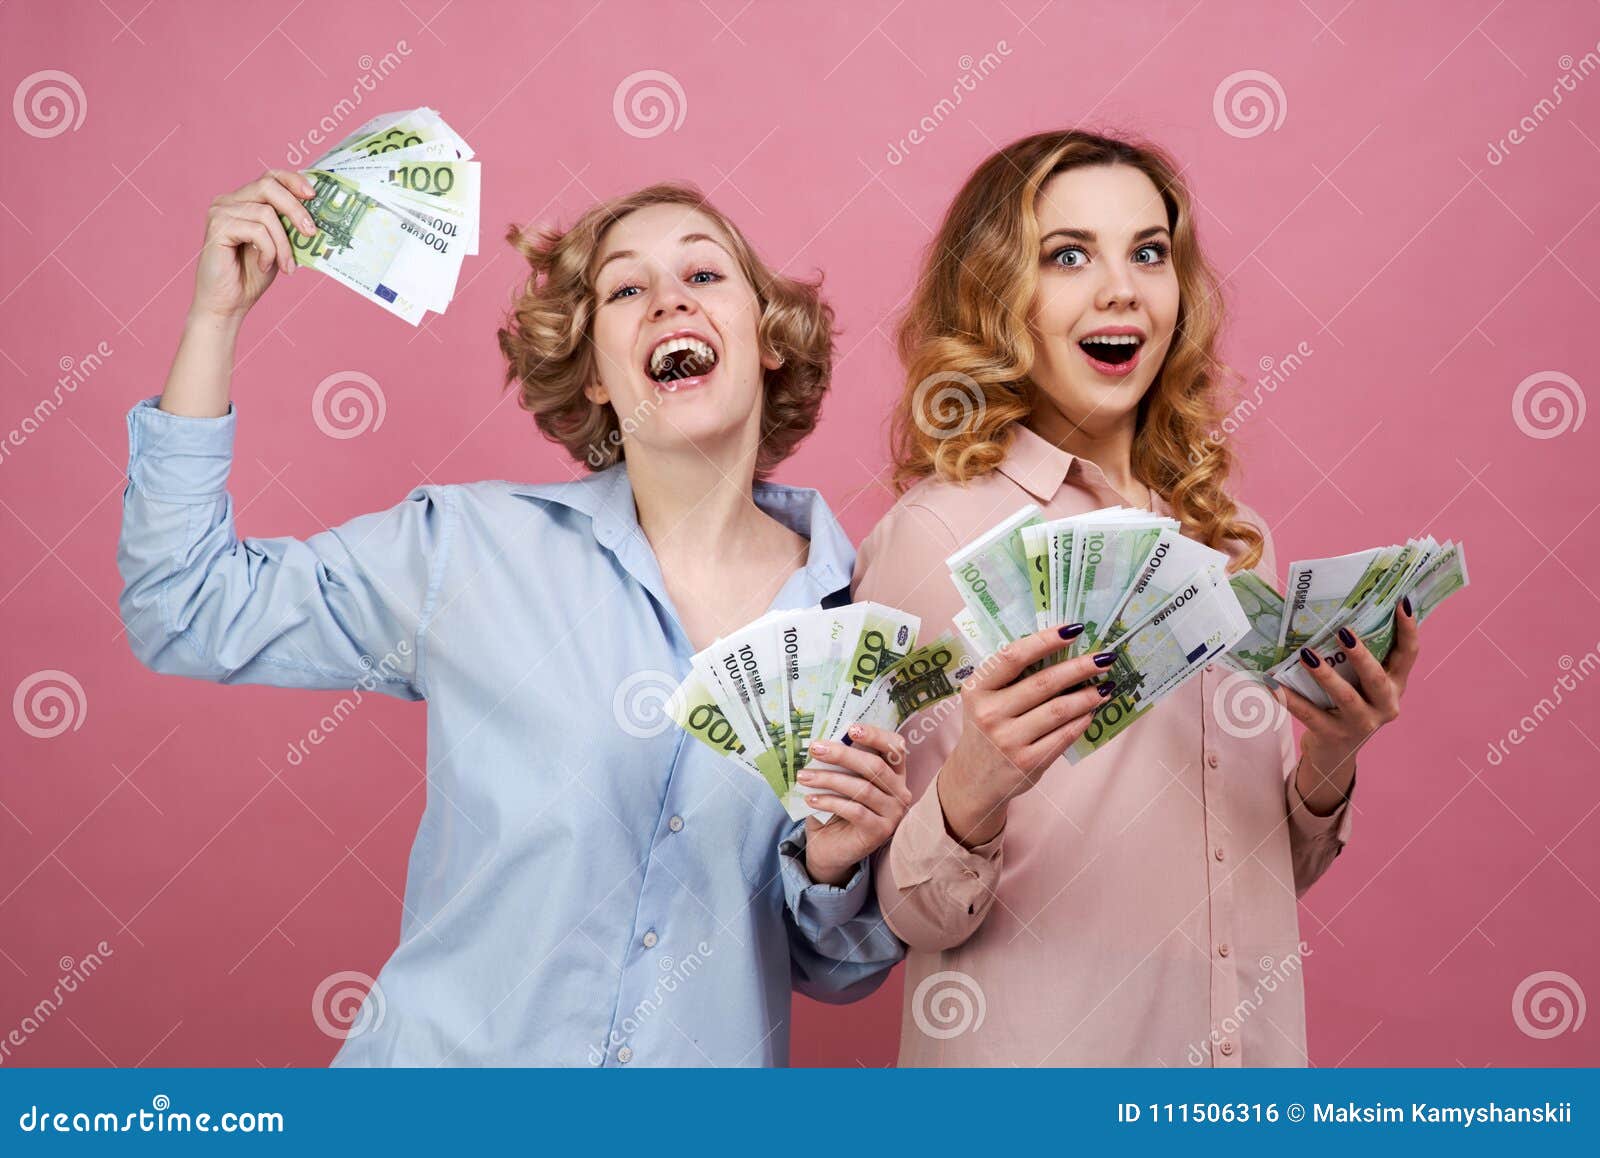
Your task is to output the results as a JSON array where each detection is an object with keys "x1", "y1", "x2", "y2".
[
  {"x1": 1300, "y1": 647, "x2": 1321, "y2": 668},
  {"x1": 1058, "y1": 622, "x2": 1084, "y2": 639},
  {"x1": 1093, "y1": 651, "x2": 1116, "y2": 667},
  {"x1": 1337, "y1": 626, "x2": 1357, "y2": 649},
  {"x1": 841, "y1": 734, "x2": 854, "y2": 747},
  {"x1": 1098, "y1": 681, "x2": 1117, "y2": 697},
  {"x1": 1402, "y1": 595, "x2": 1413, "y2": 617}
]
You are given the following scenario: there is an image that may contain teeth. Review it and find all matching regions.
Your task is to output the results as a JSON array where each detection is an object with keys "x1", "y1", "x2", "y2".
[
  {"x1": 649, "y1": 336, "x2": 717, "y2": 376},
  {"x1": 1079, "y1": 334, "x2": 1142, "y2": 345}
]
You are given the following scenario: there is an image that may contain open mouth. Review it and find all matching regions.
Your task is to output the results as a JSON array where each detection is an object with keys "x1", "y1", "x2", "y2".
[
  {"x1": 647, "y1": 335, "x2": 719, "y2": 385},
  {"x1": 1077, "y1": 334, "x2": 1144, "y2": 366}
]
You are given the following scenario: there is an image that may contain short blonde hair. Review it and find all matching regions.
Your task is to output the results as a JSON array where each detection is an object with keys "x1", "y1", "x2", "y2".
[{"x1": 497, "y1": 182, "x2": 835, "y2": 478}]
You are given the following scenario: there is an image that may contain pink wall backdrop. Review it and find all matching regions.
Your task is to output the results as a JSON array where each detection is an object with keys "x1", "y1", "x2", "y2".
[{"x1": 2, "y1": 0, "x2": 1596, "y2": 1067}]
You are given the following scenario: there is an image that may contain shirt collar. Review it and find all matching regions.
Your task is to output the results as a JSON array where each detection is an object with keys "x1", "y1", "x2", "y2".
[
  {"x1": 993, "y1": 423, "x2": 1170, "y2": 516},
  {"x1": 996, "y1": 422, "x2": 1077, "y2": 503},
  {"x1": 509, "y1": 460, "x2": 854, "y2": 598}
]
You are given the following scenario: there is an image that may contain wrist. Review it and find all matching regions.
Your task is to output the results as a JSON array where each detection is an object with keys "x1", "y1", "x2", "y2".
[
  {"x1": 937, "y1": 760, "x2": 1008, "y2": 849},
  {"x1": 183, "y1": 305, "x2": 247, "y2": 341},
  {"x1": 804, "y1": 846, "x2": 855, "y2": 888}
]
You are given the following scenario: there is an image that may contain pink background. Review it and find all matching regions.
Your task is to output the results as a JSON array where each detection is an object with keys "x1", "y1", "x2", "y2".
[{"x1": 2, "y1": 0, "x2": 1597, "y2": 1067}]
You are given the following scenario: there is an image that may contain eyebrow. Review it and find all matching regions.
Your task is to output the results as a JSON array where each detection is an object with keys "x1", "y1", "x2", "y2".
[
  {"x1": 595, "y1": 232, "x2": 733, "y2": 276},
  {"x1": 1040, "y1": 225, "x2": 1170, "y2": 246}
]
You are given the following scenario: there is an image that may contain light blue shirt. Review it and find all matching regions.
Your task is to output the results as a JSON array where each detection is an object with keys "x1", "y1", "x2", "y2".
[{"x1": 116, "y1": 395, "x2": 903, "y2": 1066}]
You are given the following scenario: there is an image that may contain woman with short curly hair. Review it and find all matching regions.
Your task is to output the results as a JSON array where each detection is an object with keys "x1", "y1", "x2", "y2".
[
  {"x1": 118, "y1": 174, "x2": 906, "y2": 1066},
  {"x1": 853, "y1": 129, "x2": 1424, "y2": 1067}
]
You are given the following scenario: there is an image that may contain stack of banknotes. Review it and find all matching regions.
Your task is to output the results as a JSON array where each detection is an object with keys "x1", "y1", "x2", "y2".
[
  {"x1": 277, "y1": 107, "x2": 478, "y2": 324},
  {"x1": 1223, "y1": 538, "x2": 1470, "y2": 708},
  {"x1": 666, "y1": 604, "x2": 976, "y2": 819},
  {"x1": 947, "y1": 504, "x2": 1251, "y2": 763}
]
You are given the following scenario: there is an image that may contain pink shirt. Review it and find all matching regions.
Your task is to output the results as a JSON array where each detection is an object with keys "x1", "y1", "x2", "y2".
[{"x1": 853, "y1": 423, "x2": 1355, "y2": 1067}]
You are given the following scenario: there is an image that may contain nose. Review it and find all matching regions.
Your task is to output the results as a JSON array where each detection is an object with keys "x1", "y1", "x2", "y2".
[
  {"x1": 1096, "y1": 259, "x2": 1140, "y2": 311},
  {"x1": 648, "y1": 276, "x2": 697, "y2": 319}
]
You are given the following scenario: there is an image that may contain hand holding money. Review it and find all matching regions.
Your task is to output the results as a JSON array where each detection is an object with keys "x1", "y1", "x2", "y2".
[
  {"x1": 191, "y1": 169, "x2": 320, "y2": 323},
  {"x1": 935, "y1": 624, "x2": 1117, "y2": 848},
  {"x1": 797, "y1": 723, "x2": 913, "y2": 885}
]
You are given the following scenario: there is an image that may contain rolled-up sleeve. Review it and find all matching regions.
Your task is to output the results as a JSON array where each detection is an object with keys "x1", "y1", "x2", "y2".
[
  {"x1": 852, "y1": 500, "x2": 1003, "y2": 951},
  {"x1": 778, "y1": 826, "x2": 904, "y2": 1003},
  {"x1": 1285, "y1": 733, "x2": 1356, "y2": 898},
  {"x1": 117, "y1": 395, "x2": 451, "y2": 698}
]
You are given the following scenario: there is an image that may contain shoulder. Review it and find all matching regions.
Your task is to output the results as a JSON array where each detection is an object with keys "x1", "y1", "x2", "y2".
[
  {"x1": 1219, "y1": 496, "x2": 1278, "y2": 585},
  {"x1": 861, "y1": 469, "x2": 1023, "y2": 557}
]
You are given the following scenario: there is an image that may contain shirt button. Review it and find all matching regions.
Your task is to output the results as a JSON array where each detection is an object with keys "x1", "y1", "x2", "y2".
[
  {"x1": 961, "y1": 867, "x2": 980, "y2": 879},
  {"x1": 642, "y1": 930, "x2": 658, "y2": 949},
  {"x1": 1219, "y1": 1039, "x2": 1234, "y2": 1057},
  {"x1": 667, "y1": 815, "x2": 684, "y2": 832},
  {"x1": 1205, "y1": 662, "x2": 1216, "y2": 673},
  {"x1": 617, "y1": 1046, "x2": 634, "y2": 1064},
  {"x1": 1214, "y1": 846, "x2": 1226, "y2": 861},
  {"x1": 1218, "y1": 943, "x2": 1231, "y2": 957},
  {"x1": 1206, "y1": 752, "x2": 1220, "y2": 768}
]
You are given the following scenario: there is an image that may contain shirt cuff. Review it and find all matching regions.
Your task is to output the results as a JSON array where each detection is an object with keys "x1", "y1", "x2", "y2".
[
  {"x1": 888, "y1": 766, "x2": 1003, "y2": 890},
  {"x1": 126, "y1": 394, "x2": 237, "y2": 502},
  {"x1": 1286, "y1": 765, "x2": 1356, "y2": 846},
  {"x1": 778, "y1": 822, "x2": 870, "y2": 931}
]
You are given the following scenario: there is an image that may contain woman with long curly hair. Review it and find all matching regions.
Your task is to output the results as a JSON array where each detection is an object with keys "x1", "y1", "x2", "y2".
[
  {"x1": 117, "y1": 176, "x2": 907, "y2": 1065},
  {"x1": 853, "y1": 130, "x2": 1424, "y2": 1066}
]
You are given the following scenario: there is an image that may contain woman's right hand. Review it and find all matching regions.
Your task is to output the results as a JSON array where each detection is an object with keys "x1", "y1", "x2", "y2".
[
  {"x1": 935, "y1": 623, "x2": 1116, "y2": 847},
  {"x1": 191, "y1": 170, "x2": 319, "y2": 324}
]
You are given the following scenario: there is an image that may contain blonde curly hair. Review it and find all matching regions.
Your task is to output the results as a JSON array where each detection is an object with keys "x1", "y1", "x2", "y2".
[
  {"x1": 891, "y1": 130, "x2": 1265, "y2": 572},
  {"x1": 497, "y1": 182, "x2": 834, "y2": 479}
]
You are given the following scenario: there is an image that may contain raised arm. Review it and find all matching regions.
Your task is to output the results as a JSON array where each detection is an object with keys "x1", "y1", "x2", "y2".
[{"x1": 118, "y1": 171, "x2": 450, "y2": 699}]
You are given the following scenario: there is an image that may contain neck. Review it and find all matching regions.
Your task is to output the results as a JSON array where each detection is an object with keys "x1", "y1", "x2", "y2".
[
  {"x1": 624, "y1": 439, "x2": 765, "y2": 562},
  {"x1": 1027, "y1": 397, "x2": 1145, "y2": 497}
]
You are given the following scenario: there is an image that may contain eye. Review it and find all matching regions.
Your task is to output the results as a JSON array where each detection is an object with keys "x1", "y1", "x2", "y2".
[
  {"x1": 688, "y1": 267, "x2": 723, "y2": 285},
  {"x1": 605, "y1": 282, "x2": 641, "y2": 303},
  {"x1": 1048, "y1": 246, "x2": 1089, "y2": 268},
  {"x1": 1133, "y1": 241, "x2": 1170, "y2": 265}
]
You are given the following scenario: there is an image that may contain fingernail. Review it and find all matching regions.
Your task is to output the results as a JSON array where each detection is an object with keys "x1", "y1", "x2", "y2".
[
  {"x1": 1300, "y1": 647, "x2": 1321, "y2": 668},
  {"x1": 1059, "y1": 623, "x2": 1084, "y2": 639},
  {"x1": 797, "y1": 770, "x2": 815, "y2": 783},
  {"x1": 1093, "y1": 652, "x2": 1116, "y2": 667},
  {"x1": 1402, "y1": 595, "x2": 1413, "y2": 617},
  {"x1": 841, "y1": 734, "x2": 854, "y2": 747},
  {"x1": 1337, "y1": 626, "x2": 1357, "y2": 649},
  {"x1": 301, "y1": 218, "x2": 317, "y2": 234},
  {"x1": 1098, "y1": 681, "x2": 1117, "y2": 697},
  {"x1": 811, "y1": 741, "x2": 830, "y2": 755}
]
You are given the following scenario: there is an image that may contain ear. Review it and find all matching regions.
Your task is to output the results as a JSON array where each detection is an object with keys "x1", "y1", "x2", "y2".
[
  {"x1": 583, "y1": 378, "x2": 610, "y2": 407},
  {"x1": 759, "y1": 345, "x2": 785, "y2": 373}
]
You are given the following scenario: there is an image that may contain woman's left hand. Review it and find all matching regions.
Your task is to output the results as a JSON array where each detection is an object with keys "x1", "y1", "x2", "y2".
[
  {"x1": 797, "y1": 722, "x2": 912, "y2": 887},
  {"x1": 1275, "y1": 598, "x2": 1422, "y2": 808}
]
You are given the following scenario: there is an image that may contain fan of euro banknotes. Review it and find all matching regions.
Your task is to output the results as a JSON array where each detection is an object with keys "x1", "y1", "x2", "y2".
[
  {"x1": 945, "y1": 504, "x2": 1471, "y2": 760},
  {"x1": 1223, "y1": 537, "x2": 1469, "y2": 708},
  {"x1": 276, "y1": 107, "x2": 478, "y2": 324},
  {"x1": 948, "y1": 504, "x2": 1251, "y2": 763},
  {"x1": 666, "y1": 604, "x2": 976, "y2": 819}
]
